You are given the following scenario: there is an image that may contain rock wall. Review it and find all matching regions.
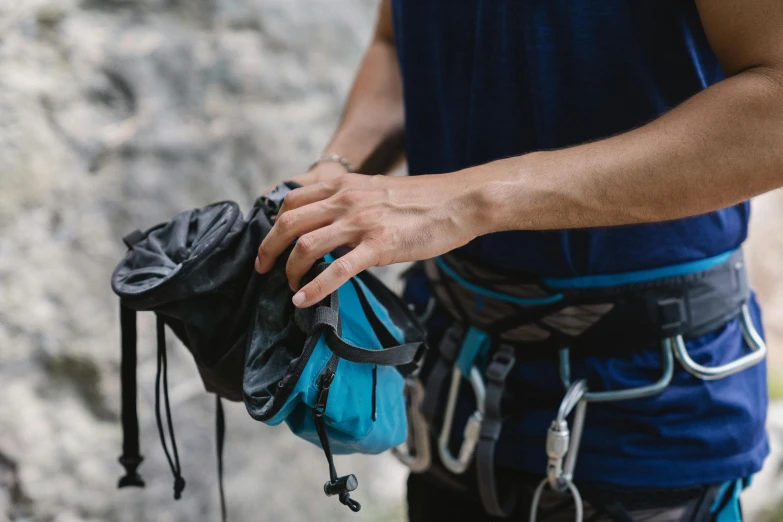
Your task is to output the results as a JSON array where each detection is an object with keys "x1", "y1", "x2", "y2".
[
  {"x1": 0, "y1": 1, "x2": 408, "y2": 521},
  {"x1": 0, "y1": 1, "x2": 781, "y2": 521}
]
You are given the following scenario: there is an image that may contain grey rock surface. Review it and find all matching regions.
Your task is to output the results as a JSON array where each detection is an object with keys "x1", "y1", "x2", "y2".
[
  {"x1": 0, "y1": 1, "x2": 407, "y2": 521},
  {"x1": 0, "y1": 1, "x2": 782, "y2": 521}
]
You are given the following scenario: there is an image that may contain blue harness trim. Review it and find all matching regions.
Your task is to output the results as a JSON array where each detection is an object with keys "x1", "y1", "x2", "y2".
[
  {"x1": 710, "y1": 476, "x2": 751, "y2": 522},
  {"x1": 456, "y1": 327, "x2": 491, "y2": 376},
  {"x1": 543, "y1": 249, "x2": 737, "y2": 289}
]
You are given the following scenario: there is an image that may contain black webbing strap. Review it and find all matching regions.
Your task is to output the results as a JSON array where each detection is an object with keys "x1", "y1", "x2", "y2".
[
  {"x1": 154, "y1": 316, "x2": 186, "y2": 500},
  {"x1": 311, "y1": 299, "x2": 424, "y2": 372},
  {"x1": 477, "y1": 345, "x2": 518, "y2": 518},
  {"x1": 118, "y1": 304, "x2": 145, "y2": 488},
  {"x1": 421, "y1": 323, "x2": 464, "y2": 423},
  {"x1": 215, "y1": 396, "x2": 227, "y2": 522}
]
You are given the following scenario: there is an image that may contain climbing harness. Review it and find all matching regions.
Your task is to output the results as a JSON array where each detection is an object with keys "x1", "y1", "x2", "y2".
[{"x1": 395, "y1": 247, "x2": 767, "y2": 520}]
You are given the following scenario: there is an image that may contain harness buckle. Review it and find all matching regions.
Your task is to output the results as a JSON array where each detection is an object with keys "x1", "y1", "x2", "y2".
[{"x1": 485, "y1": 346, "x2": 516, "y2": 383}]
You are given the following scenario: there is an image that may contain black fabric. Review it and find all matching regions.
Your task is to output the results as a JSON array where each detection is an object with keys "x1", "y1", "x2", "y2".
[
  {"x1": 112, "y1": 183, "x2": 300, "y2": 401},
  {"x1": 407, "y1": 472, "x2": 726, "y2": 522},
  {"x1": 113, "y1": 182, "x2": 299, "y2": 508}
]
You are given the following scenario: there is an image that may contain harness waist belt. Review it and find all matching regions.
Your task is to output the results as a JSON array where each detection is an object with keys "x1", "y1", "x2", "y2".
[{"x1": 423, "y1": 248, "x2": 749, "y2": 353}]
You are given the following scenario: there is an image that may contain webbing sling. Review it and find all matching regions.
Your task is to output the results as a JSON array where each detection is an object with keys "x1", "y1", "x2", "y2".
[
  {"x1": 215, "y1": 396, "x2": 227, "y2": 522},
  {"x1": 476, "y1": 345, "x2": 518, "y2": 517},
  {"x1": 118, "y1": 305, "x2": 144, "y2": 489}
]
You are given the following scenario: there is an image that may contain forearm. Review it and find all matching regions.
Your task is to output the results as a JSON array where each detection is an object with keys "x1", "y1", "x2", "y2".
[
  {"x1": 321, "y1": 0, "x2": 404, "y2": 175},
  {"x1": 472, "y1": 67, "x2": 783, "y2": 233}
]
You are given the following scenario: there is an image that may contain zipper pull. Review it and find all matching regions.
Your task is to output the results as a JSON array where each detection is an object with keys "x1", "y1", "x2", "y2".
[{"x1": 315, "y1": 370, "x2": 335, "y2": 416}]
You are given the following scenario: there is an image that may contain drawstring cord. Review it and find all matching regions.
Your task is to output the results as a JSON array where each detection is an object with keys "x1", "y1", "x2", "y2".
[
  {"x1": 312, "y1": 408, "x2": 361, "y2": 512},
  {"x1": 155, "y1": 316, "x2": 186, "y2": 500}
]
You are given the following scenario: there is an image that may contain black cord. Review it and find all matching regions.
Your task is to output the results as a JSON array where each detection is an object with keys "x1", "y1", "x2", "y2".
[
  {"x1": 312, "y1": 409, "x2": 361, "y2": 512},
  {"x1": 155, "y1": 316, "x2": 186, "y2": 500}
]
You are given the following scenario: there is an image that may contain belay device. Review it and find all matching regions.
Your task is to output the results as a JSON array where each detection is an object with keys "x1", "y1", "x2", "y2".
[{"x1": 110, "y1": 182, "x2": 427, "y2": 519}]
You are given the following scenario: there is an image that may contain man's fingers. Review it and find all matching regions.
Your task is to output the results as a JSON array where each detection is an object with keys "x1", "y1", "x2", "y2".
[
  {"x1": 278, "y1": 182, "x2": 338, "y2": 216},
  {"x1": 256, "y1": 202, "x2": 335, "y2": 273},
  {"x1": 285, "y1": 223, "x2": 359, "y2": 291},
  {"x1": 292, "y1": 244, "x2": 377, "y2": 308}
]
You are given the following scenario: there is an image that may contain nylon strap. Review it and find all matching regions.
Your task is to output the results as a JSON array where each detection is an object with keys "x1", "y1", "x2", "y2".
[
  {"x1": 477, "y1": 345, "x2": 519, "y2": 518},
  {"x1": 310, "y1": 288, "x2": 425, "y2": 372},
  {"x1": 118, "y1": 304, "x2": 145, "y2": 489},
  {"x1": 215, "y1": 396, "x2": 227, "y2": 522}
]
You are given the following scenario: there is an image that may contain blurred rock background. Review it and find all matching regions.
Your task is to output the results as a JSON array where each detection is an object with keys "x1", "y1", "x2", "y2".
[{"x1": 0, "y1": 0, "x2": 781, "y2": 521}]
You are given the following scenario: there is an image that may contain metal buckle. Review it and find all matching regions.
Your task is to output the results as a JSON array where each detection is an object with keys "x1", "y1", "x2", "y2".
[
  {"x1": 485, "y1": 346, "x2": 516, "y2": 383},
  {"x1": 672, "y1": 304, "x2": 766, "y2": 380}
]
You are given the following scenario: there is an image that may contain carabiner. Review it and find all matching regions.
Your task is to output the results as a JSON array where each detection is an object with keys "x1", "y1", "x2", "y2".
[
  {"x1": 672, "y1": 304, "x2": 766, "y2": 380},
  {"x1": 392, "y1": 378, "x2": 432, "y2": 473},
  {"x1": 530, "y1": 379, "x2": 588, "y2": 522},
  {"x1": 559, "y1": 340, "x2": 674, "y2": 403},
  {"x1": 547, "y1": 380, "x2": 587, "y2": 491},
  {"x1": 437, "y1": 365, "x2": 486, "y2": 475}
]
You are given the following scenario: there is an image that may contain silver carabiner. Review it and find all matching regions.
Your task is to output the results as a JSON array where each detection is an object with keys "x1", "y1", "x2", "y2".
[
  {"x1": 559, "y1": 340, "x2": 674, "y2": 403},
  {"x1": 529, "y1": 479, "x2": 584, "y2": 522},
  {"x1": 392, "y1": 378, "x2": 432, "y2": 473},
  {"x1": 437, "y1": 365, "x2": 486, "y2": 475},
  {"x1": 530, "y1": 379, "x2": 588, "y2": 522},
  {"x1": 547, "y1": 380, "x2": 587, "y2": 491},
  {"x1": 672, "y1": 304, "x2": 766, "y2": 380}
]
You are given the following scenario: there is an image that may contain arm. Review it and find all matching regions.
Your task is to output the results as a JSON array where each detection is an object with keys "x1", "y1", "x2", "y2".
[
  {"x1": 259, "y1": 0, "x2": 783, "y2": 308},
  {"x1": 289, "y1": 0, "x2": 405, "y2": 187},
  {"x1": 476, "y1": 0, "x2": 783, "y2": 231}
]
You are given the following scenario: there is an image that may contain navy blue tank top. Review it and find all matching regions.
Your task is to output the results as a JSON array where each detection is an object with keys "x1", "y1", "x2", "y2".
[
  {"x1": 392, "y1": 0, "x2": 749, "y2": 276},
  {"x1": 393, "y1": 0, "x2": 767, "y2": 488}
]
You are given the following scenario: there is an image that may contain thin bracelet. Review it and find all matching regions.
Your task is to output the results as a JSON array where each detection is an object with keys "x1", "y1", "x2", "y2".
[{"x1": 309, "y1": 152, "x2": 355, "y2": 173}]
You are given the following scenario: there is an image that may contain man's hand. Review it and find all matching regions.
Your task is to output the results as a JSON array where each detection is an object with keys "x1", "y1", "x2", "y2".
[
  {"x1": 263, "y1": 162, "x2": 347, "y2": 195},
  {"x1": 254, "y1": 171, "x2": 486, "y2": 307}
]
